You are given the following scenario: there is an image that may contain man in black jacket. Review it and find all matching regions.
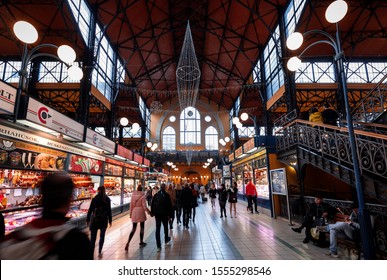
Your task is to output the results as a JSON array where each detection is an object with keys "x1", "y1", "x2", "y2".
[
  {"x1": 292, "y1": 195, "x2": 337, "y2": 244},
  {"x1": 151, "y1": 183, "x2": 173, "y2": 252}
]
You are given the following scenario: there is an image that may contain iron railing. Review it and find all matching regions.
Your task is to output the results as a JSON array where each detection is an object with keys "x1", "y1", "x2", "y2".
[
  {"x1": 352, "y1": 73, "x2": 387, "y2": 123},
  {"x1": 276, "y1": 120, "x2": 387, "y2": 180}
]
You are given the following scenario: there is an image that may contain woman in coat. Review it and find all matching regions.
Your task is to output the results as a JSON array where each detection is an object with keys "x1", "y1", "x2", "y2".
[
  {"x1": 166, "y1": 184, "x2": 176, "y2": 229},
  {"x1": 87, "y1": 186, "x2": 112, "y2": 258},
  {"x1": 125, "y1": 184, "x2": 151, "y2": 251}
]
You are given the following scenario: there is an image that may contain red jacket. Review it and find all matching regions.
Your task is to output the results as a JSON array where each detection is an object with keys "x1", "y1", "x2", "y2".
[{"x1": 245, "y1": 182, "x2": 257, "y2": 197}]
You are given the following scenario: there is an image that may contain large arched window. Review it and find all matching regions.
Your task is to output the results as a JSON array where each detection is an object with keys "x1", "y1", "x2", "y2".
[
  {"x1": 180, "y1": 106, "x2": 201, "y2": 145},
  {"x1": 162, "y1": 126, "x2": 176, "y2": 150},
  {"x1": 205, "y1": 126, "x2": 218, "y2": 150}
]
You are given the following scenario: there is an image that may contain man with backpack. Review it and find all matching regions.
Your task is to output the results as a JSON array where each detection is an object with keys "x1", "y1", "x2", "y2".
[
  {"x1": 151, "y1": 183, "x2": 173, "y2": 252},
  {"x1": 0, "y1": 173, "x2": 92, "y2": 259}
]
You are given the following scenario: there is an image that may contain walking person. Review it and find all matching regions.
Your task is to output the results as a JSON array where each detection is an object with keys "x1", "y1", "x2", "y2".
[
  {"x1": 0, "y1": 173, "x2": 92, "y2": 259},
  {"x1": 190, "y1": 183, "x2": 199, "y2": 223},
  {"x1": 218, "y1": 183, "x2": 228, "y2": 218},
  {"x1": 145, "y1": 186, "x2": 153, "y2": 207},
  {"x1": 199, "y1": 184, "x2": 206, "y2": 202},
  {"x1": 125, "y1": 184, "x2": 151, "y2": 251},
  {"x1": 208, "y1": 182, "x2": 217, "y2": 209},
  {"x1": 228, "y1": 182, "x2": 238, "y2": 218},
  {"x1": 181, "y1": 183, "x2": 193, "y2": 229},
  {"x1": 166, "y1": 183, "x2": 176, "y2": 229},
  {"x1": 87, "y1": 186, "x2": 112, "y2": 258},
  {"x1": 245, "y1": 179, "x2": 259, "y2": 214},
  {"x1": 151, "y1": 183, "x2": 173, "y2": 252},
  {"x1": 174, "y1": 184, "x2": 183, "y2": 225}
]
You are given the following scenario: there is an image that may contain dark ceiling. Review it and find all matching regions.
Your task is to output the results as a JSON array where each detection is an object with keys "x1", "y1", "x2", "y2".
[{"x1": 0, "y1": 0, "x2": 385, "y2": 128}]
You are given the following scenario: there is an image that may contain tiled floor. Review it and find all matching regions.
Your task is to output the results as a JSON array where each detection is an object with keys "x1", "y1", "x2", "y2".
[{"x1": 94, "y1": 199, "x2": 341, "y2": 260}]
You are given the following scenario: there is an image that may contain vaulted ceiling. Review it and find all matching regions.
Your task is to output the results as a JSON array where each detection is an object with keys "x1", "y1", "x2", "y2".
[{"x1": 0, "y1": 0, "x2": 385, "y2": 129}]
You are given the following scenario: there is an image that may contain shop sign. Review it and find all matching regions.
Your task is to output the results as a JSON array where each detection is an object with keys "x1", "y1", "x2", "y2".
[
  {"x1": 0, "y1": 81, "x2": 16, "y2": 115},
  {"x1": 243, "y1": 138, "x2": 255, "y2": 153},
  {"x1": 0, "y1": 136, "x2": 67, "y2": 171},
  {"x1": 104, "y1": 163, "x2": 123, "y2": 176},
  {"x1": 234, "y1": 146, "x2": 243, "y2": 158},
  {"x1": 143, "y1": 158, "x2": 150, "y2": 167},
  {"x1": 26, "y1": 98, "x2": 84, "y2": 141},
  {"x1": 125, "y1": 168, "x2": 135, "y2": 177},
  {"x1": 0, "y1": 124, "x2": 105, "y2": 161},
  {"x1": 85, "y1": 128, "x2": 115, "y2": 154},
  {"x1": 133, "y1": 153, "x2": 142, "y2": 164},
  {"x1": 117, "y1": 145, "x2": 133, "y2": 160},
  {"x1": 68, "y1": 154, "x2": 103, "y2": 174},
  {"x1": 228, "y1": 152, "x2": 235, "y2": 162}
]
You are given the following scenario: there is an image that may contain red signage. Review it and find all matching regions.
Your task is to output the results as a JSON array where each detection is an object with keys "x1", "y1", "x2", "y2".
[
  {"x1": 235, "y1": 146, "x2": 244, "y2": 158},
  {"x1": 68, "y1": 155, "x2": 103, "y2": 174},
  {"x1": 143, "y1": 158, "x2": 150, "y2": 167},
  {"x1": 133, "y1": 153, "x2": 142, "y2": 164},
  {"x1": 117, "y1": 145, "x2": 133, "y2": 160}
]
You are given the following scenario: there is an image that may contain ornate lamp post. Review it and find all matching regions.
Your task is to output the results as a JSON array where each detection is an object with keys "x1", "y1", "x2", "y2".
[
  {"x1": 13, "y1": 21, "x2": 83, "y2": 122},
  {"x1": 286, "y1": 0, "x2": 375, "y2": 259}
]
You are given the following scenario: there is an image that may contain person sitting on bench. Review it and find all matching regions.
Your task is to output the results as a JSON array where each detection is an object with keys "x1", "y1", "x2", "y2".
[{"x1": 317, "y1": 202, "x2": 360, "y2": 258}]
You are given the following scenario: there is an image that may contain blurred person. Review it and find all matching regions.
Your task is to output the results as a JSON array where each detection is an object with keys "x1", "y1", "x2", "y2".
[
  {"x1": 228, "y1": 182, "x2": 238, "y2": 218},
  {"x1": 151, "y1": 183, "x2": 173, "y2": 252},
  {"x1": 322, "y1": 102, "x2": 339, "y2": 126},
  {"x1": 166, "y1": 183, "x2": 176, "y2": 229},
  {"x1": 208, "y1": 182, "x2": 217, "y2": 209},
  {"x1": 245, "y1": 179, "x2": 259, "y2": 214},
  {"x1": 181, "y1": 183, "x2": 193, "y2": 229},
  {"x1": 87, "y1": 185, "x2": 112, "y2": 258},
  {"x1": 125, "y1": 184, "x2": 151, "y2": 251},
  {"x1": 309, "y1": 106, "x2": 324, "y2": 126},
  {"x1": 0, "y1": 173, "x2": 92, "y2": 259},
  {"x1": 145, "y1": 186, "x2": 153, "y2": 207},
  {"x1": 218, "y1": 183, "x2": 228, "y2": 218},
  {"x1": 190, "y1": 183, "x2": 199, "y2": 223},
  {"x1": 0, "y1": 212, "x2": 5, "y2": 239},
  {"x1": 292, "y1": 195, "x2": 337, "y2": 244},
  {"x1": 199, "y1": 184, "x2": 206, "y2": 201},
  {"x1": 174, "y1": 184, "x2": 183, "y2": 224}
]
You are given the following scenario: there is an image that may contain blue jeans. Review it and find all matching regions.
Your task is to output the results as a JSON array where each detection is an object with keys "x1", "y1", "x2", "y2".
[
  {"x1": 327, "y1": 222, "x2": 357, "y2": 254},
  {"x1": 90, "y1": 227, "x2": 107, "y2": 254}
]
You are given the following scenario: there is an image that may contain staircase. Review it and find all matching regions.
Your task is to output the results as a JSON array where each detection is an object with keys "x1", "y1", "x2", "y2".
[
  {"x1": 276, "y1": 120, "x2": 387, "y2": 202},
  {"x1": 352, "y1": 73, "x2": 387, "y2": 123}
]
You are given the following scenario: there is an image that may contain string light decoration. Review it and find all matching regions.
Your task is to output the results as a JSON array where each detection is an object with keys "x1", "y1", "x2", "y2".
[
  {"x1": 176, "y1": 21, "x2": 201, "y2": 111},
  {"x1": 185, "y1": 142, "x2": 194, "y2": 166}
]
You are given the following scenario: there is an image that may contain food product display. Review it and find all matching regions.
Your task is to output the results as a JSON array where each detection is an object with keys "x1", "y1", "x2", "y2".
[
  {"x1": 17, "y1": 195, "x2": 42, "y2": 207},
  {"x1": 70, "y1": 174, "x2": 93, "y2": 188},
  {"x1": 3, "y1": 209, "x2": 42, "y2": 233}
]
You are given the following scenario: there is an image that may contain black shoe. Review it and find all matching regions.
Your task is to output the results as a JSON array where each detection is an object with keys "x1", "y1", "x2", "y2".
[
  {"x1": 303, "y1": 238, "x2": 309, "y2": 244},
  {"x1": 139, "y1": 242, "x2": 147, "y2": 247},
  {"x1": 292, "y1": 227, "x2": 302, "y2": 233},
  {"x1": 165, "y1": 237, "x2": 171, "y2": 244}
]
